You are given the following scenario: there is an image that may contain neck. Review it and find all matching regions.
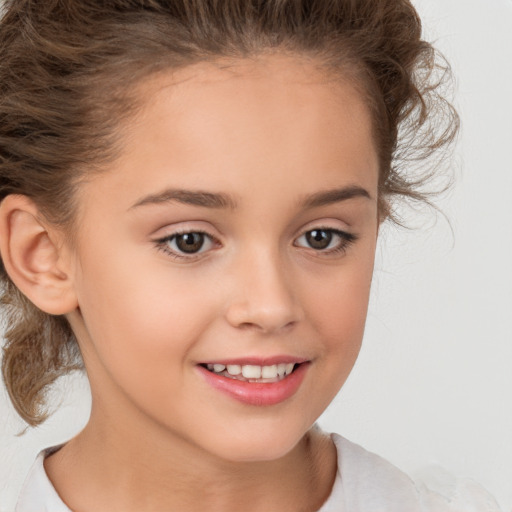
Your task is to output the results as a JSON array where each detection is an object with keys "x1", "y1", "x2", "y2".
[{"x1": 44, "y1": 403, "x2": 337, "y2": 512}]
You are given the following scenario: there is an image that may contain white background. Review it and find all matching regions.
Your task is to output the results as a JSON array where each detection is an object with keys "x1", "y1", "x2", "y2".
[{"x1": 1, "y1": 1, "x2": 511, "y2": 511}]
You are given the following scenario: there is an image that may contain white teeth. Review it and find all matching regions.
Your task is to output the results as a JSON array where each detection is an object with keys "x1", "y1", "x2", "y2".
[
  {"x1": 241, "y1": 365, "x2": 262, "y2": 379},
  {"x1": 226, "y1": 364, "x2": 242, "y2": 376},
  {"x1": 207, "y1": 362, "x2": 297, "y2": 379},
  {"x1": 261, "y1": 364, "x2": 278, "y2": 379}
]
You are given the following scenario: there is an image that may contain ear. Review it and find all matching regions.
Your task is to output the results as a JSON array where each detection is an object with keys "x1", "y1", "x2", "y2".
[{"x1": 0, "y1": 195, "x2": 78, "y2": 315}]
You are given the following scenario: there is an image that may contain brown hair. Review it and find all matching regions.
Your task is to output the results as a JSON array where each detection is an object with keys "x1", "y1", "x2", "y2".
[{"x1": 0, "y1": 0, "x2": 458, "y2": 425}]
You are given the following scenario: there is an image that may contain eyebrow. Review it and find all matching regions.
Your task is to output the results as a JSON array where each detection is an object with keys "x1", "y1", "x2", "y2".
[
  {"x1": 299, "y1": 185, "x2": 372, "y2": 209},
  {"x1": 129, "y1": 184, "x2": 371, "y2": 211},
  {"x1": 130, "y1": 189, "x2": 237, "y2": 210}
]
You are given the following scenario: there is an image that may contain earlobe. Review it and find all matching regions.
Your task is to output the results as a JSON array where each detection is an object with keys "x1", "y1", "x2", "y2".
[{"x1": 0, "y1": 195, "x2": 78, "y2": 315}]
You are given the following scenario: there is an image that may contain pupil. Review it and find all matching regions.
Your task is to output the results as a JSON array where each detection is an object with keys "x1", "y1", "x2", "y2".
[
  {"x1": 176, "y1": 233, "x2": 204, "y2": 253},
  {"x1": 306, "y1": 230, "x2": 332, "y2": 250}
]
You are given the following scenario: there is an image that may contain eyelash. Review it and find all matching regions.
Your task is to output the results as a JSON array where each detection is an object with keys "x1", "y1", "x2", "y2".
[
  {"x1": 294, "y1": 228, "x2": 357, "y2": 256},
  {"x1": 154, "y1": 227, "x2": 357, "y2": 261},
  {"x1": 154, "y1": 229, "x2": 219, "y2": 260}
]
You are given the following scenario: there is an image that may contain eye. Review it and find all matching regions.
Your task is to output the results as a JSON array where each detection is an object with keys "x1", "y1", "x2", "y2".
[
  {"x1": 155, "y1": 231, "x2": 217, "y2": 258},
  {"x1": 173, "y1": 232, "x2": 208, "y2": 253},
  {"x1": 295, "y1": 228, "x2": 356, "y2": 253}
]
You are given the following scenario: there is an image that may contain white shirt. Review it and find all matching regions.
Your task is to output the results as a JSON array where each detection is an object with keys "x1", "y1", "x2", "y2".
[{"x1": 16, "y1": 434, "x2": 502, "y2": 512}]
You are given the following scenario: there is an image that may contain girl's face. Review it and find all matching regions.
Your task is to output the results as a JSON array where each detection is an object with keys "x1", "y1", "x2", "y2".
[{"x1": 67, "y1": 55, "x2": 379, "y2": 462}]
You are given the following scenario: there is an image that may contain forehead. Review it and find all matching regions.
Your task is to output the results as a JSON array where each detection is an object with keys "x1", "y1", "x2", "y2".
[
  {"x1": 140, "y1": 54, "x2": 373, "y2": 135},
  {"x1": 79, "y1": 54, "x2": 378, "y2": 215}
]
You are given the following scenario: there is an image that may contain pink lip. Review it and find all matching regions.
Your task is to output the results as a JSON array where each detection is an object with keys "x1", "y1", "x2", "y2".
[{"x1": 197, "y1": 362, "x2": 310, "y2": 406}]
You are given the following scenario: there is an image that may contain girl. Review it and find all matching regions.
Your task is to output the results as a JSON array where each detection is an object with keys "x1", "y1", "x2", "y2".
[{"x1": 0, "y1": 0, "x2": 502, "y2": 511}]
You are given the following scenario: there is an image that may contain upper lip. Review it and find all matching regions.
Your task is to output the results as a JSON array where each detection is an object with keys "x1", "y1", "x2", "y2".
[{"x1": 198, "y1": 356, "x2": 309, "y2": 366}]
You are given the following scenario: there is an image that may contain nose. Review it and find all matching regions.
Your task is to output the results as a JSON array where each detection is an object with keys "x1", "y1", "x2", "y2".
[{"x1": 224, "y1": 249, "x2": 303, "y2": 334}]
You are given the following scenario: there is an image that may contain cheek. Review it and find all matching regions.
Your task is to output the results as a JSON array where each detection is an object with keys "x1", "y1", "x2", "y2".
[
  {"x1": 303, "y1": 246, "x2": 375, "y2": 368},
  {"x1": 73, "y1": 255, "x2": 222, "y2": 419},
  {"x1": 311, "y1": 252, "x2": 374, "y2": 329},
  {"x1": 290, "y1": 254, "x2": 375, "y2": 426},
  {"x1": 73, "y1": 243, "x2": 223, "y2": 380}
]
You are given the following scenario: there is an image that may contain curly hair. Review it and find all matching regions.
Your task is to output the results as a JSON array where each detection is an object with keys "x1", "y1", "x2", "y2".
[{"x1": 0, "y1": 0, "x2": 458, "y2": 425}]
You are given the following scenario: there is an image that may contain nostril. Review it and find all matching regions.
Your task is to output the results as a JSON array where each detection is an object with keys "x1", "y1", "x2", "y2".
[
  {"x1": 225, "y1": 298, "x2": 302, "y2": 333},
  {"x1": 223, "y1": 266, "x2": 303, "y2": 332}
]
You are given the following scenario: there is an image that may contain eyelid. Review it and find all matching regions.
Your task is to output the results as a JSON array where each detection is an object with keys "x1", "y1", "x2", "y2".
[{"x1": 151, "y1": 219, "x2": 221, "y2": 238}]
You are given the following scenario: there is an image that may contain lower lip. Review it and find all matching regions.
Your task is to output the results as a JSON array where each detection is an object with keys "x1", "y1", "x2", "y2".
[{"x1": 197, "y1": 363, "x2": 309, "y2": 406}]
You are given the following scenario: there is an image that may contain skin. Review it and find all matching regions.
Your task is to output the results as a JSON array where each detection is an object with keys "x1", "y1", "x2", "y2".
[{"x1": 5, "y1": 55, "x2": 380, "y2": 511}]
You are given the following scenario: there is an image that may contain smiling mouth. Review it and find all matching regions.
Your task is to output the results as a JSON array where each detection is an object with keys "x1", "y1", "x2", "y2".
[{"x1": 200, "y1": 362, "x2": 299, "y2": 383}]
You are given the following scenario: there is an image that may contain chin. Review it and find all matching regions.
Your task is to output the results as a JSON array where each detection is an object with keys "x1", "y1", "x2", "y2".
[{"x1": 199, "y1": 421, "x2": 312, "y2": 464}]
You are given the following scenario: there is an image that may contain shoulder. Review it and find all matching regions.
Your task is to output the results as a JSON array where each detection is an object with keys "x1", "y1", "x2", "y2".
[
  {"x1": 15, "y1": 446, "x2": 71, "y2": 512},
  {"x1": 15, "y1": 437, "x2": 502, "y2": 512},
  {"x1": 326, "y1": 433, "x2": 424, "y2": 512},
  {"x1": 324, "y1": 433, "x2": 502, "y2": 512}
]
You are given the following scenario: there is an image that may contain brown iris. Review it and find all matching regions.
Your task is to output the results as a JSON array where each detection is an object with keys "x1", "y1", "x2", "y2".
[
  {"x1": 174, "y1": 233, "x2": 205, "y2": 253},
  {"x1": 305, "y1": 230, "x2": 332, "y2": 250}
]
